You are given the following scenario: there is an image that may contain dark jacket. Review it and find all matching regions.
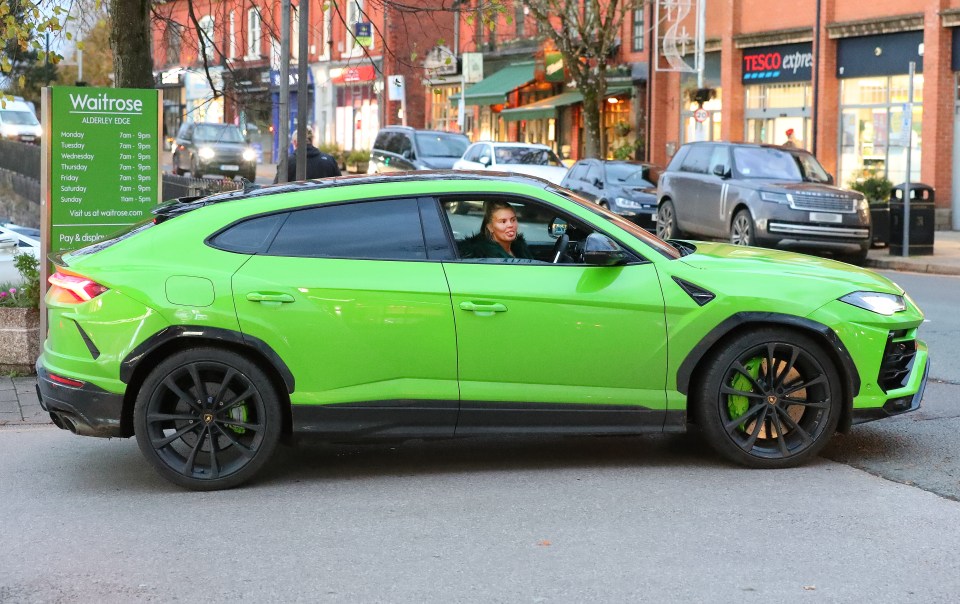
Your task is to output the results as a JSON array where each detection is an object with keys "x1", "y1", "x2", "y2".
[
  {"x1": 274, "y1": 144, "x2": 341, "y2": 183},
  {"x1": 459, "y1": 232, "x2": 533, "y2": 259}
]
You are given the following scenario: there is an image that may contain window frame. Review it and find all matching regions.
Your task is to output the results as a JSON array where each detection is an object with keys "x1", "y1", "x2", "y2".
[
  {"x1": 246, "y1": 8, "x2": 262, "y2": 59},
  {"x1": 198, "y1": 15, "x2": 216, "y2": 62}
]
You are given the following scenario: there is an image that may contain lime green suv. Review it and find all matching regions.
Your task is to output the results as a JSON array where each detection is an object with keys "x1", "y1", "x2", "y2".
[{"x1": 36, "y1": 173, "x2": 929, "y2": 490}]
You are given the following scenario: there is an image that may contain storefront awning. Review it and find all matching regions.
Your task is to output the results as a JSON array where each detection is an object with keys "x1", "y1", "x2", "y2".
[
  {"x1": 450, "y1": 62, "x2": 536, "y2": 106},
  {"x1": 500, "y1": 86, "x2": 633, "y2": 122}
]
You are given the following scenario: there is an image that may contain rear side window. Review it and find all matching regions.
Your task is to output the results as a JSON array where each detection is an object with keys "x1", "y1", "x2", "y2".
[
  {"x1": 567, "y1": 163, "x2": 587, "y2": 181},
  {"x1": 267, "y1": 198, "x2": 426, "y2": 260},
  {"x1": 209, "y1": 213, "x2": 287, "y2": 254}
]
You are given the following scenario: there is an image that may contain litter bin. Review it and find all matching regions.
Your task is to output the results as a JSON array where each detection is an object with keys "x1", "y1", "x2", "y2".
[{"x1": 889, "y1": 183, "x2": 935, "y2": 256}]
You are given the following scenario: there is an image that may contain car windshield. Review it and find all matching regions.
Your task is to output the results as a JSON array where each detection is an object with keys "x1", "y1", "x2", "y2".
[
  {"x1": 0, "y1": 110, "x2": 39, "y2": 126},
  {"x1": 495, "y1": 146, "x2": 564, "y2": 167},
  {"x1": 550, "y1": 187, "x2": 681, "y2": 260},
  {"x1": 733, "y1": 147, "x2": 831, "y2": 183},
  {"x1": 415, "y1": 133, "x2": 469, "y2": 158},
  {"x1": 605, "y1": 163, "x2": 658, "y2": 187},
  {"x1": 194, "y1": 125, "x2": 245, "y2": 143}
]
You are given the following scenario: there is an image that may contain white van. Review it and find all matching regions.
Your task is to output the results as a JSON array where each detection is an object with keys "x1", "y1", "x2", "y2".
[{"x1": 0, "y1": 98, "x2": 42, "y2": 144}]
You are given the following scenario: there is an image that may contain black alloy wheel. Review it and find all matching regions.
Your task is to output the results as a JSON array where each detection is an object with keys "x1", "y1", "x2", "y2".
[
  {"x1": 134, "y1": 348, "x2": 281, "y2": 490},
  {"x1": 657, "y1": 200, "x2": 682, "y2": 239},
  {"x1": 694, "y1": 328, "x2": 841, "y2": 468},
  {"x1": 730, "y1": 209, "x2": 756, "y2": 246}
]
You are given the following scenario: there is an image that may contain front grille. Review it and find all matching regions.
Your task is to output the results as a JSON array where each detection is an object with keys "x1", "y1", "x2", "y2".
[
  {"x1": 789, "y1": 193, "x2": 856, "y2": 213},
  {"x1": 878, "y1": 332, "x2": 917, "y2": 393}
]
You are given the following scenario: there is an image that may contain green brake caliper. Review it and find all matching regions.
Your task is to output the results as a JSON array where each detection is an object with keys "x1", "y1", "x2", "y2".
[
  {"x1": 228, "y1": 404, "x2": 248, "y2": 434},
  {"x1": 728, "y1": 357, "x2": 762, "y2": 431}
]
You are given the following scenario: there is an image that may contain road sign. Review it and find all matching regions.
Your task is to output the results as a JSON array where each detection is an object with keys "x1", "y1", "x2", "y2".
[{"x1": 693, "y1": 108, "x2": 709, "y2": 123}]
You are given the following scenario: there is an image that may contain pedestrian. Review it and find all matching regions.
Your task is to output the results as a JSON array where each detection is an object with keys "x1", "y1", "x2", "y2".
[
  {"x1": 783, "y1": 128, "x2": 798, "y2": 148},
  {"x1": 274, "y1": 127, "x2": 341, "y2": 183}
]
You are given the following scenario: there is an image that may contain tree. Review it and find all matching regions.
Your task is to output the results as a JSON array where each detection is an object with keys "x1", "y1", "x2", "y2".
[
  {"x1": 524, "y1": 0, "x2": 638, "y2": 158},
  {"x1": 110, "y1": 0, "x2": 153, "y2": 88},
  {"x1": 0, "y1": 0, "x2": 67, "y2": 101}
]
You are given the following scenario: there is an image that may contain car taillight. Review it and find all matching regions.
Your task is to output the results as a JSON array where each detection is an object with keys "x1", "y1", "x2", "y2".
[{"x1": 48, "y1": 270, "x2": 109, "y2": 303}]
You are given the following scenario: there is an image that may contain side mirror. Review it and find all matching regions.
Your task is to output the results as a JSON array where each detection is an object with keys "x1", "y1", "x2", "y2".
[
  {"x1": 826, "y1": 173, "x2": 835, "y2": 185},
  {"x1": 402, "y1": 149, "x2": 414, "y2": 160},
  {"x1": 583, "y1": 233, "x2": 628, "y2": 266},
  {"x1": 479, "y1": 156, "x2": 491, "y2": 167},
  {"x1": 712, "y1": 164, "x2": 730, "y2": 178},
  {"x1": 594, "y1": 179, "x2": 604, "y2": 189}
]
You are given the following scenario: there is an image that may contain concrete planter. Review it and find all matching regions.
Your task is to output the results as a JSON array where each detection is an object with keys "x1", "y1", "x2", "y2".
[{"x1": 0, "y1": 307, "x2": 40, "y2": 374}]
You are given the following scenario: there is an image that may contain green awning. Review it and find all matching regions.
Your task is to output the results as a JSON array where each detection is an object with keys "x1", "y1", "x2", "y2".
[
  {"x1": 450, "y1": 62, "x2": 536, "y2": 106},
  {"x1": 500, "y1": 86, "x2": 634, "y2": 122}
]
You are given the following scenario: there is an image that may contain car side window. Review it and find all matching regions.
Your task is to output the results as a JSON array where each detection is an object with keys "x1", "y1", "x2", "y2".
[
  {"x1": 437, "y1": 196, "x2": 618, "y2": 265},
  {"x1": 382, "y1": 132, "x2": 402, "y2": 154},
  {"x1": 462, "y1": 145, "x2": 479, "y2": 162},
  {"x1": 209, "y1": 213, "x2": 288, "y2": 254},
  {"x1": 680, "y1": 145, "x2": 712, "y2": 174},
  {"x1": 373, "y1": 131, "x2": 391, "y2": 153},
  {"x1": 567, "y1": 163, "x2": 587, "y2": 181},
  {"x1": 707, "y1": 146, "x2": 729, "y2": 176},
  {"x1": 266, "y1": 198, "x2": 427, "y2": 260},
  {"x1": 397, "y1": 134, "x2": 413, "y2": 157},
  {"x1": 584, "y1": 163, "x2": 601, "y2": 184}
]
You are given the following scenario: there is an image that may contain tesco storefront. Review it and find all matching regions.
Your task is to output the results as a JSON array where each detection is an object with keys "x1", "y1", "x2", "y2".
[{"x1": 741, "y1": 42, "x2": 813, "y2": 149}]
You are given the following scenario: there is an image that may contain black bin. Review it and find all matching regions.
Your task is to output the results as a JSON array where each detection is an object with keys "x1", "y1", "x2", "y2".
[{"x1": 889, "y1": 183, "x2": 935, "y2": 256}]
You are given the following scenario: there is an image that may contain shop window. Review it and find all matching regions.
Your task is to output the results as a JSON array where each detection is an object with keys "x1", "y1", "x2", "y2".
[
  {"x1": 247, "y1": 9, "x2": 262, "y2": 59},
  {"x1": 198, "y1": 16, "x2": 215, "y2": 62},
  {"x1": 632, "y1": 7, "x2": 644, "y2": 52}
]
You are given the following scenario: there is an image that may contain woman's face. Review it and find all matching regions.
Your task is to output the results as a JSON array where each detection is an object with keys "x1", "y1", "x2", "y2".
[{"x1": 487, "y1": 207, "x2": 518, "y2": 246}]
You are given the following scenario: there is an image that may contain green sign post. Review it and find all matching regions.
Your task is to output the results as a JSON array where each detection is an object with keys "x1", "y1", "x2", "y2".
[{"x1": 43, "y1": 87, "x2": 162, "y2": 254}]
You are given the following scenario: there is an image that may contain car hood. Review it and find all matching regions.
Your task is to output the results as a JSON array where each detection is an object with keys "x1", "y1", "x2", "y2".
[
  {"x1": 677, "y1": 241, "x2": 901, "y2": 294},
  {"x1": 749, "y1": 181, "x2": 863, "y2": 199},
  {"x1": 419, "y1": 156, "x2": 460, "y2": 169},
  {"x1": 497, "y1": 164, "x2": 568, "y2": 185}
]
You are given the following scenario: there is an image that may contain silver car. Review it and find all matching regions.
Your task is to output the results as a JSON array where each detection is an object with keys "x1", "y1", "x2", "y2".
[{"x1": 656, "y1": 142, "x2": 871, "y2": 263}]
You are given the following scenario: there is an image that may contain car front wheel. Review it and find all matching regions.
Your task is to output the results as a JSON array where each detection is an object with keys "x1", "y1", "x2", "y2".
[
  {"x1": 657, "y1": 200, "x2": 683, "y2": 239},
  {"x1": 731, "y1": 209, "x2": 756, "y2": 246},
  {"x1": 693, "y1": 328, "x2": 842, "y2": 468},
  {"x1": 134, "y1": 347, "x2": 282, "y2": 490}
]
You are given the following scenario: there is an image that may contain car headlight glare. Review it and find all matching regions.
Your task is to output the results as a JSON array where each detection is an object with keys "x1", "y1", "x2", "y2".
[
  {"x1": 840, "y1": 291, "x2": 905, "y2": 315},
  {"x1": 759, "y1": 191, "x2": 791, "y2": 204},
  {"x1": 856, "y1": 197, "x2": 869, "y2": 212},
  {"x1": 614, "y1": 197, "x2": 642, "y2": 209},
  {"x1": 242, "y1": 149, "x2": 256, "y2": 162},
  {"x1": 0, "y1": 125, "x2": 16, "y2": 138},
  {"x1": 198, "y1": 146, "x2": 215, "y2": 159}
]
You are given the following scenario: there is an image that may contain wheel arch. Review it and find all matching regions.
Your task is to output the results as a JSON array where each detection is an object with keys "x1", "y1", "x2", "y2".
[
  {"x1": 729, "y1": 202, "x2": 753, "y2": 226},
  {"x1": 118, "y1": 326, "x2": 294, "y2": 438},
  {"x1": 678, "y1": 312, "x2": 860, "y2": 433}
]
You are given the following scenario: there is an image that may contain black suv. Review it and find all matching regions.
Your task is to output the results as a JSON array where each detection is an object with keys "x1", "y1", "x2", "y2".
[
  {"x1": 172, "y1": 123, "x2": 257, "y2": 181},
  {"x1": 656, "y1": 142, "x2": 871, "y2": 263},
  {"x1": 369, "y1": 126, "x2": 469, "y2": 173}
]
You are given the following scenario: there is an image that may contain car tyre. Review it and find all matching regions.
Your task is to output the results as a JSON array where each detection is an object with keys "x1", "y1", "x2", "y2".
[
  {"x1": 731, "y1": 209, "x2": 756, "y2": 246},
  {"x1": 657, "y1": 200, "x2": 683, "y2": 239},
  {"x1": 693, "y1": 328, "x2": 842, "y2": 469},
  {"x1": 837, "y1": 245, "x2": 870, "y2": 266},
  {"x1": 134, "y1": 347, "x2": 282, "y2": 490}
]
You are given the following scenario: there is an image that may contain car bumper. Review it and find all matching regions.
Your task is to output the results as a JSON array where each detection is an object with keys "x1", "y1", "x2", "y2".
[
  {"x1": 851, "y1": 353, "x2": 929, "y2": 424},
  {"x1": 35, "y1": 362, "x2": 126, "y2": 438}
]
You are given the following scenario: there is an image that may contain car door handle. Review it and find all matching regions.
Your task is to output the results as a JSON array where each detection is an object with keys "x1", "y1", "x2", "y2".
[
  {"x1": 459, "y1": 301, "x2": 508, "y2": 315},
  {"x1": 246, "y1": 292, "x2": 295, "y2": 305}
]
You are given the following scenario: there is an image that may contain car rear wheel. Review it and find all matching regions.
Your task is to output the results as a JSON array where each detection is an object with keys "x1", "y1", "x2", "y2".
[
  {"x1": 134, "y1": 348, "x2": 282, "y2": 490},
  {"x1": 731, "y1": 209, "x2": 756, "y2": 246},
  {"x1": 693, "y1": 328, "x2": 842, "y2": 468},
  {"x1": 657, "y1": 200, "x2": 683, "y2": 239}
]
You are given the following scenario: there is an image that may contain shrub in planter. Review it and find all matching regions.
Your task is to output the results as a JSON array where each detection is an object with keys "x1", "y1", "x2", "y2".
[
  {"x1": 345, "y1": 149, "x2": 370, "y2": 173},
  {"x1": 0, "y1": 253, "x2": 40, "y2": 374},
  {"x1": 850, "y1": 172, "x2": 893, "y2": 247}
]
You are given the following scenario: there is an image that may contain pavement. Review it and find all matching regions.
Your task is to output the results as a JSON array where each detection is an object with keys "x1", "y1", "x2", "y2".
[{"x1": 4, "y1": 230, "x2": 960, "y2": 430}]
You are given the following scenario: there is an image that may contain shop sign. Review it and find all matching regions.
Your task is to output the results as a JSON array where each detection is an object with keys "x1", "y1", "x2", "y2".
[
  {"x1": 836, "y1": 31, "x2": 923, "y2": 78},
  {"x1": 545, "y1": 52, "x2": 565, "y2": 82},
  {"x1": 742, "y1": 43, "x2": 812, "y2": 84},
  {"x1": 354, "y1": 22, "x2": 372, "y2": 47},
  {"x1": 463, "y1": 52, "x2": 484, "y2": 83},
  {"x1": 44, "y1": 87, "x2": 161, "y2": 255},
  {"x1": 331, "y1": 65, "x2": 376, "y2": 84}
]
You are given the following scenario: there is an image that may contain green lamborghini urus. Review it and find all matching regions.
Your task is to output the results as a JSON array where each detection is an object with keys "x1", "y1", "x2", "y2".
[{"x1": 36, "y1": 173, "x2": 929, "y2": 490}]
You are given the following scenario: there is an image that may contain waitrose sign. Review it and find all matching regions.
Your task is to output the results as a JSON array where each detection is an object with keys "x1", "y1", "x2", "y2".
[{"x1": 45, "y1": 87, "x2": 161, "y2": 254}]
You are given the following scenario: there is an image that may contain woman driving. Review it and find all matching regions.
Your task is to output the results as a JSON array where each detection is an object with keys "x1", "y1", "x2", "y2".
[{"x1": 460, "y1": 201, "x2": 533, "y2": 259}]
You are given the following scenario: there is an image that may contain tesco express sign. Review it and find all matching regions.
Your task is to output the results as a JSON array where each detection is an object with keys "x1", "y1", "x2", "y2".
[{"x1": 742, "y1": 43, "x2": 813, "y2": 84}]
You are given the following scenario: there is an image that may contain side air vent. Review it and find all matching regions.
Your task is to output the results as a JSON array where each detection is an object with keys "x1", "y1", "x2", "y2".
[{"x1": 672, "y1": 277, "x2": 715, "y2": 306}]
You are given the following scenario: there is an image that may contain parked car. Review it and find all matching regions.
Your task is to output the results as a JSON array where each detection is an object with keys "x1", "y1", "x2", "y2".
[
  {"x1": 0, "y1": 97, "x2": 42, "y2": 144},
  {"x1": 453, "y1": 142, "x2": 568, "y2": 184},
  {"x1": 656, "y1": 142, "x2": 871, "y2": 264},
  {"x1": 0, "y1": 224, "x2": 40, "y2": 284},
  {"x1": 368, "y1": 126, "x2": 469, "y2": 173},
  {"x1": 37, "y1": 172, "x2": 928, "y2": 490},
  {"x1": 172, "y1": 123, "x2": 257, "y2": 181},
  {"x1": 561, "y1": 159, "x2": 661, "y2": 230}
]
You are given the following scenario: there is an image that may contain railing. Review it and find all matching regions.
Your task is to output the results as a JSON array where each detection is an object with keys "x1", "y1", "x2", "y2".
[{"x1": 161, "y1": 174, "x2": 241, "y2": 201}]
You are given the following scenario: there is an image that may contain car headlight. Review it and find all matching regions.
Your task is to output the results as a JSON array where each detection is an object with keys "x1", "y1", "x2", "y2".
[
  {"x1": 242, "y1": 149, "x2": 256, "y2": 162},
  {"x1": 839, "y1": 291, "x2": 906, "y2": 315},
  {"x1": 198, "y1": 146, "x2": 215, "y2": 160},
  {"x1": 614, "y1": 197, "x2": 642, "y2": 209},
  {"x1": 759, "y1": 191, "x2": 791, "y2": 204},
  {"x1": 856, "y1": 197, "x2": 869, "y2": 212},
  {"x1": 0, "y1": 125, "x2": 16, "y2": 138}
]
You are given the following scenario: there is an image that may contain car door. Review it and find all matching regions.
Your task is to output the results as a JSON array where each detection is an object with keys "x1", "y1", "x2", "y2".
[
  {"x1": 436, "y1": 195, "x2": 668, "y2": 434},
  {"x1": 670, "y1": 145, "x2": 712, "y2": 235},
  {"x1": 231, "y1": 197, "x2": 459, "y2": 438},
  {"x1": 700, "y1": 144, "x2": 732, "y2": 237}
]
